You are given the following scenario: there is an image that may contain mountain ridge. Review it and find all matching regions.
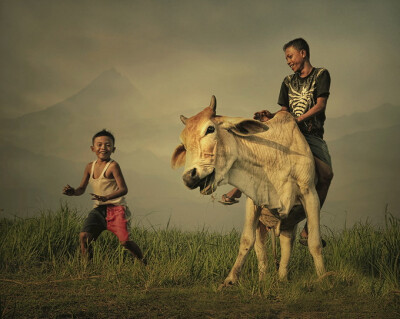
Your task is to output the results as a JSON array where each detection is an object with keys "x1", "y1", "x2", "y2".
[
  {"x1": 0, "y1": 68, "x2": 155, "y2": 158},
  {"x1": 325, "y1": 103, "x2": 400, "y2": 141},
  {"x1": 0, "y1": 68, "x2": 398, "y2": 229}
]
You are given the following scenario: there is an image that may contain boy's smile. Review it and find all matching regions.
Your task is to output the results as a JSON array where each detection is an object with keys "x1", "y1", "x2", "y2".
[
  {"x1": 285, "y1": 46, "x2": 306, "y2": 74},
  {"x1": 91, "y1": 136, "x2": 115, "y2": 161}
]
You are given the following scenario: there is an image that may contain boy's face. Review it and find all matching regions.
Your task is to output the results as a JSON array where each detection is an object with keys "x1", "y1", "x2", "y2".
[
  {"x1": 285, "y1": 46, "x2": 307, "y2": 73},
  {"x1": 91, "y1": 136, "x2": 115, "y2": 161}
]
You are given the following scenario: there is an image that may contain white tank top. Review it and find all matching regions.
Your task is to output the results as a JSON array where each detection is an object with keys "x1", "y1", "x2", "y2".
[{"x1": 89, "y1": 160, "x2": 127, "y2": 207}]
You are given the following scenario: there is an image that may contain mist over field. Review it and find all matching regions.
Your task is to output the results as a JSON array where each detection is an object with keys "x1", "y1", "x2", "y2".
[
  {"x1": 0, "y1": 0, "x2": 399, "y2": 230},
  {"x1": 0, "y1": 69, "x2": 399, "y2": 231}
]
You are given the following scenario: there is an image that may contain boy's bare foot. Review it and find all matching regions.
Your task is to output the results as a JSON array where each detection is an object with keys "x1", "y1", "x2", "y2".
[{"x1": 219, "y1": 193, "x2": 239, "y2": 205}]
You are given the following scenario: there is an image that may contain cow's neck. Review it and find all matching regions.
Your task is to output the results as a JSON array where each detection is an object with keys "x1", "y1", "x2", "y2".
[{"x1": 226, "y1": 135, "x2": 282, "y2": 208}]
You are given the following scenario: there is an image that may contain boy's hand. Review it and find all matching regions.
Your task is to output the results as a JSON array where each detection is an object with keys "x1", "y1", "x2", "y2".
[
  {"x1": 90, "y1": 193, "x2": 108, "y2": 202},
  {"x1": 253, "y1": 110, "x2": 273, "y2": 122},
  {"x1": 295, "y1": 115, "x2": 305, "y2": 123},
  {"x1": 63, "y1": 185, "x2": 75, "y2": 196}
]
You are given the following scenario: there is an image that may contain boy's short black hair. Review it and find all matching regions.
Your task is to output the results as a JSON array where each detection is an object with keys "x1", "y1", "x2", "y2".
[
  {"x1": 283, "y1": 38, "x2": 310, "y2": 59},
  {"x1": 92, "y1": 129, "x2": 115, "y2": 145}
]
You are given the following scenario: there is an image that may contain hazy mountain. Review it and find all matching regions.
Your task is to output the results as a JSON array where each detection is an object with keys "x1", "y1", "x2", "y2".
[
  {"x1": 323, "y1": 124, "x2": 400, "y2": 227},
  {"x1": 0, "y1": 70, "x2": 238, "y2": 229},
  {"x1": 1, "y1": 69, "x2": 399, "y2": 230},
  {"x1": 0, "y1": 68, "x2": 157, "y2": 160},
  {"x1": 0, "y1": 139, "x2": 85, "y2": 212},
  {"x1": 324, "y1": 103, "x2": 400, "y2": 141}
]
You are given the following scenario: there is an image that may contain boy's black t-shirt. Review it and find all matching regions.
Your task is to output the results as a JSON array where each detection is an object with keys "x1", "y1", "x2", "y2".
[{"x1": 278, "y1": 67, "x2": 331, "y2": 139}]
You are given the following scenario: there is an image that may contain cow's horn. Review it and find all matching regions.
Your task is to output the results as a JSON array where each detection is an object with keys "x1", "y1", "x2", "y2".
[
  {"x1": 209, "y1": 95, "x2": 217, "y2": 114},
  {"x1": 180, "y1": 115, "x2": 188, "y2": 125}
]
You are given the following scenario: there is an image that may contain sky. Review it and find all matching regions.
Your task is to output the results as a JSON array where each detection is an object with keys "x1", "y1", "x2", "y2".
[{"x1": 1, "y1": 0, "x2": 399, "y2": 120}]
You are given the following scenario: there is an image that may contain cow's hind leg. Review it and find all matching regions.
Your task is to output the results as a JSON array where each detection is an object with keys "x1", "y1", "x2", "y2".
[
  {"x1": 300, "y1": 188, "x2": 325, "y2": 277},
  {"x1": 221, "y1": 198, "x2": 260, "y2": 287},
  {"x1": 278, "y1": 226, "x2": 297, "y2": 280},
  {"x1": 254, "y1": 219, "x2": 268, "y2": 281}
]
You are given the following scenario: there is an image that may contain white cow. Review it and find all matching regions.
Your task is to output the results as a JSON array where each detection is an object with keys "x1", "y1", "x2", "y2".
[{"x1": 171, "y1": 96, "x2": 325, "y2": 286}]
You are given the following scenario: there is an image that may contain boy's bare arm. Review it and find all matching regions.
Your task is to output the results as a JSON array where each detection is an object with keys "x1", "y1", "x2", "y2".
[
  {"x1": 63, "y1": 163, "x2": 91, "y2": 196},
  {"x1": 295, "y1": 97, "x2": 327, "y2": 123},
  {"x1": 91, "y1": 162, "x2": 128, "y2": 202}
]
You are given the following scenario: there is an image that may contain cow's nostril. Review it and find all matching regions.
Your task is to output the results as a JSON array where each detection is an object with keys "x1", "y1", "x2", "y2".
[{"x1": 191, "y1": 168, "x2": 197, "y2": 177}]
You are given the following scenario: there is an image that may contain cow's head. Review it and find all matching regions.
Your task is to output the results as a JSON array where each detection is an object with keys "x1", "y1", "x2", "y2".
[{"x1": 171, "y1": 96, "x2": 269, "y2": 195}]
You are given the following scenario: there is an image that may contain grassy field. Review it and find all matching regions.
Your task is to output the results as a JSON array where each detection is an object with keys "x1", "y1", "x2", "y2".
[{"x1": 0, "y1": 205, "x2": 399, "y2": 318}]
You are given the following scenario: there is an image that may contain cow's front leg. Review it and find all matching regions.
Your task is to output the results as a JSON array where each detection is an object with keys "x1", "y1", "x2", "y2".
[
  {"x1": 278, "y1": 226, "x2": 297, "y2": 280},
  {"x1": 221, "y1": 197, "x2": 260, "y2": 287}
]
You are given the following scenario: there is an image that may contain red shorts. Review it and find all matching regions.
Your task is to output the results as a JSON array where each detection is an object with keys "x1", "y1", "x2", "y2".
[
  {"x1": 81, "y1": 205, "x2": 131, "y2": 242},
  {"x1": 106, "y1": 205, "x2": 130, "y2": 242}
]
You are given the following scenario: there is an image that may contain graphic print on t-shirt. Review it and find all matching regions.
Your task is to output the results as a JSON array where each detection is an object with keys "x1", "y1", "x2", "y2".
[
  {"x1": 288, "y1": 84, "x2": 315, "y2": 117},
  {"x1": 287, "y1": 68, "x2": 324, "y2": 117}
]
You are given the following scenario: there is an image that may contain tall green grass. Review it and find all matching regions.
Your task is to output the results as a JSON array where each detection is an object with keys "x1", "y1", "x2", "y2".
[{"x1": 0, "y1": 205, "x2": 399, "y2": 298}]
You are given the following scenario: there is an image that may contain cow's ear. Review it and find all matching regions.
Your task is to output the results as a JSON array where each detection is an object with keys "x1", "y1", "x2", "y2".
[
  {"x1": 215, "y1": 117, "x2": 269, "y2": 136},
  {"x1": 231, "y1": 120, "x2": 269, "y2": 136},
  {"x1": 171, "y1": 144, "x2": 186, "y2": 168}
]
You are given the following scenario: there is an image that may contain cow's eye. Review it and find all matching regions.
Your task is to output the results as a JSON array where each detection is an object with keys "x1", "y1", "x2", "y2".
[{"x1": 205, "y1": 126, "x2": 215, "y2": 135}]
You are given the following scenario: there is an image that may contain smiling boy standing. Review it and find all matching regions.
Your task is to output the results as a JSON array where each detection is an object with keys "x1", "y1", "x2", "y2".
[{"x1": 63, "y1": 129, "x2": 146, "y2": 264}]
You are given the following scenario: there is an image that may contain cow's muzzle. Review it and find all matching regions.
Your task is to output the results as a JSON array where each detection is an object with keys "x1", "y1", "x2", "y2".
[{"x1": 182, "y1": 168, "x2": 216, "y2": 195}]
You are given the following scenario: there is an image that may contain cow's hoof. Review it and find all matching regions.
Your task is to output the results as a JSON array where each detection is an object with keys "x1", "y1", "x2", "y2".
[
  {"x1": 316, "y1": 271, "x2": 335, "y2": 282},
  {"x1": 218, "y1": 280, "x2": 235, "y2": 291}
]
